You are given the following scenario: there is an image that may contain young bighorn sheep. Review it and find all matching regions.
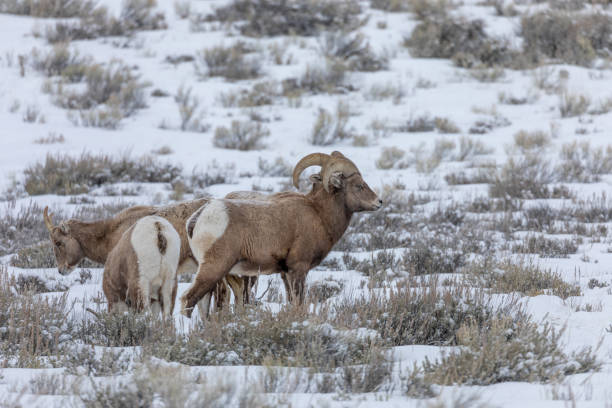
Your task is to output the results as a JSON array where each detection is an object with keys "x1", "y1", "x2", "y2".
[
  {"x1": 180, "y1": 151, "x2": 382, "y2": 317},
  {"x1": 103, "y1": 216, "x2": 180, "y2": 317},
  {"x1": 43, "y1": 197, "x2": 254, "y2": 315}
]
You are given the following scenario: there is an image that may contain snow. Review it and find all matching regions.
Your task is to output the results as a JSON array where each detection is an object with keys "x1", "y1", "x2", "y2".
[{"x1": 1, "y1": 0, "x2": 612, "y2": 406}]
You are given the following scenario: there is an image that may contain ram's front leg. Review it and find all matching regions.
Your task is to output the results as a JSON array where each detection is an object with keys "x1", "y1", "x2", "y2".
[{"x1": 180, "y1": 258, "x2": 235, "y2": 318}]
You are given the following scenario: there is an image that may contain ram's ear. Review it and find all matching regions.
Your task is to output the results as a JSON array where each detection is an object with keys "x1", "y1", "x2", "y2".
[
  {"x1": 309, "y1": 173, "x2": 322, "y2": 184},
  {"x1": 328, "y1": 171, "x2": 344, "y2": 189},
  {"x1": 59, "y1": 222, "x2": 70, "y2": 234}
]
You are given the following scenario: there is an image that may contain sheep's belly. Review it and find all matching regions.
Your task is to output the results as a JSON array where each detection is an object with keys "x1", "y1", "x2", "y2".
[{"x1": 228, "y1": 262, "x2": 276, "y2": 277}]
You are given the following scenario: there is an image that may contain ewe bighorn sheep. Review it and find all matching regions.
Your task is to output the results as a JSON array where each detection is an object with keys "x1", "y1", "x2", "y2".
[
  {"x1": 103, "y1": 216, "x2": 180, "y2": 317},
  {"x1": 43, "y1": 197, "x2": 254, "y2": 314},
  {"x1": 180, "y1": 151, "x2": 382, "y2": 317}
]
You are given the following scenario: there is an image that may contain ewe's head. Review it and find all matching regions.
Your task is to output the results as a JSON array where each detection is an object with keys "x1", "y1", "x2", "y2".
[
  {"x1": 293, "y1": 151, "x2": 382, "y2": 212},
  {"x1": 43, "y1": 207, "x2": 83, "y2": 275}
]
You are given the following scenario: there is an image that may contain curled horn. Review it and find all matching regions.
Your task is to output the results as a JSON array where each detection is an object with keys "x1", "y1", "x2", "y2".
[
  {"x1": 43, "y1": 206, "x2": 55, "y2": 232},
  {"x1": 321, "y1": 151, "x2": 360, "y2": 191},
  {"x1": 292, "y1": 153, "x2": 331, "y2": 189}
]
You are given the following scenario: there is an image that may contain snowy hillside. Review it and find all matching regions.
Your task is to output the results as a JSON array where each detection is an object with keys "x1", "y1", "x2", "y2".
[{"x1": 1, "y1": 0, "x2": 612, "y2": 406}]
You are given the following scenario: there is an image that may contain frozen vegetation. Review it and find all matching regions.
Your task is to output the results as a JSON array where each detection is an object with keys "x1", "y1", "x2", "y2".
[{"x1": 1, "y1": 0, "x2": 612, "y2": 406}]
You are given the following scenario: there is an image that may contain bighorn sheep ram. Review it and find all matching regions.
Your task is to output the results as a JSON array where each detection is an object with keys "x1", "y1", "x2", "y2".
[
  {"x1": 103, "y1": 216, "x2": 180, "y2": 317},
  {"x1": 180, "y1": 151, "x2": 382, "y2": 318},
  {"x1": 43, "y1": 197, "x2": 255, "y2": 315}
]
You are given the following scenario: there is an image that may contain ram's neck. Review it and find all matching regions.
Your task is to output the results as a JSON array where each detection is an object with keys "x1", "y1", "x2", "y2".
[{"x1": 310, "y1": 189, "x2": 353, "y2": 245}]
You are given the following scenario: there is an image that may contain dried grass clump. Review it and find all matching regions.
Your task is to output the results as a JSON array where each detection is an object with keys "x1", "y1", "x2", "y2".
[
  {"x1": 42, "y1": 0, "x2": 166, "y2": 43},
  {"x1": 467, "y1": 258, "x2": 581, "y2": 298},
  {"x1": 22, "y1": 152, "x2": 182, "y2": 195},
  {"x1": 418, "y1": 139, "x2": 456, "y2": 173},
  {"x1": 30, "y1": 43, "x2": 91, "y2": 82},
  {"x1": 396, "y1": 115, "x2": 459, "y2": 134},
  {"x1": 206, "y1": 0, "x2": 364, "y2": 37},
  {"x1": 434, "y1": 117, "x2": 460, "y2": 133},
  {"x1": 0, "y1": 0, "x2": 97, "y2": 17},
  {"x1": 21, "y1": 104, "x2": 45, "y2": 124},
  {"x1": 145, "y1": 305, "x2": 385, "y2": 373},
  {"x1": 409, "y1": 0, "x2": 455, "y2": 20},
  {"x1": 364, "y1": 82, "x2": 405, "y2": 104},
  {"x1": 456, "y1": 137, "x2": 494, "y2": 161},
  {"x1": 219, "y1": 81, "x2": 280, "y2": 108},
  {"x1": 332, "y1": 282, "x2": 501, "y2": 346},
  {"x1": 498, "y1": 90, "x2": 537, "y2": 105},
  {"x1": 320, "y1": 32, "x2": 389, "y2": 72},
  {"x1": 403, "y1": 232, "x2": 465, "y2": 275},
  {"x1": 10, "y1": 242, "x2": 57, "y2": 269},
  {"x1": 421, "y1": 314, "x2": 599, "y2": 385},
  {"x1": 467, "y1": 66, "x2": 506, "y2": 83},
  {"x1": 489, "y1": 154, "x2": 555, "y2": 199},
  {"x1": 257, "y1": 157, "x2": 292, "y2": 177},
  {"x1": 62, "y1": 346, "x2": 130, "y2": 376},
  {"x1": 511, "y1": 130, "x2": 551, "y2": 153},
  {"x1": 213, "y1": 120, "x2": 269, "y2": 150},
  {"x1": 559, "y1": 91, "x2": 590, "y2": 118},
  {"x1": 174, "y1": 86, "x2": 208, "y2": 132},
  {"x1": 53, "y1": 60, "x2": 149, "y2": 129},
  {"x1": 0, "y1": 266, "x2": 75, "y2": 367},
  {"x1": 296, "y1": 59, "x2": 353, "y2": 94},
  {"x1": 468, "y1": 113, "x2": 511, "y2": 134},
  {"x1": 308, "y1": 277, "x2": 344, "y2": 302},
  {"x1": 519, "y1": 11, "x2": 612, "y2": 66},
  {"x1": 376, "y1": 139, "x2": 456, "y2": 173},
  {"x1": 79, "y1": 362, "x2": 267, "y2": 407},
  {"x1": 120, "y1": 0, "x2": 167, "y2": 31},
  {"x1": 309, "y1": 101, "x2": 353, "y2": 145},
  {"x1": 376, "y1": 146, "x2": 411, "y2": 170},
  {"x1": 195, "y1": 42, "x2": 262, "y2": 81},
  {"x1": 34, "y1": 132, "x2": 65, "y2": 144},
  {"x1": 0, "y1": 201, "x2": 58, "y2": 256},
  {"x1": 444, "y1": 169, "x2": 493, "y2": 185},
  {"x1": 396, "y1": 113, "x2": 435, "y2": 133},
  {"x1": 77, "y1": 310, "x2": 165, "y2": 347},
  {"x1": 557, "y1": 141, "x2": 612, "y2": 183},
  {"x1": 512, "y1": 235, "x2": 579, "y2": 258},
  {"x1": 369, "y1": 0, "x2": 411, "y2": 12}
]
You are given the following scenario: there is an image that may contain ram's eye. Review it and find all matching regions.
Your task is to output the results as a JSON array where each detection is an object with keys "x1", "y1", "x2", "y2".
[{"x1": 55, "y1": 241, "x2": 62, "y2": 247}]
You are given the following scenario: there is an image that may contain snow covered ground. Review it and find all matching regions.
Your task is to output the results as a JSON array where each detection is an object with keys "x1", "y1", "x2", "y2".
[{"x1": 1, "y1": 0, "x2": 612, "y2": 406}]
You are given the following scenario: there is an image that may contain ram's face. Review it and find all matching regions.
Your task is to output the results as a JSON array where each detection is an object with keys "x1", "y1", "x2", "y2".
[
  {"x1": 342, "y1": 173, "x2": 382, "y2": 212},
  {"x1": 49, "y1": 225, "x2": 83, "y2": 275}
]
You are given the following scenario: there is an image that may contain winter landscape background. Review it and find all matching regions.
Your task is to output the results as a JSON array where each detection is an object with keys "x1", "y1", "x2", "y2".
[{"x1": 1, "y1": 0, "x2": 612, "y2": 406}]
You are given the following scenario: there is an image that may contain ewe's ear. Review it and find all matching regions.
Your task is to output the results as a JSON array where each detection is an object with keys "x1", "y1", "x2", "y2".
[
  {"x1": 309, "y1": 173, "x2": 322, "y2": 184},
  {"x1": 329, "y1": 171, "x2": 344, "y2": 189}
]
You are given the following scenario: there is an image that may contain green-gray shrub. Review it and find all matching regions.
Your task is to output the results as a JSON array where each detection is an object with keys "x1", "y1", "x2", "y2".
[
  {"x1": 22, "y1": 152, "x2": 182, "y2": 195},
  {"x1": 206, "y1": 0, "x2": 364, "y2": 37},
  {"x1": 519, "y1": 11, "x2": 612, "y2": 66},
  {"x1": 405, "y1": 16, "x2": 516, "y2": 68},
  {"x1": 421, "y1": 315, "x2": 599, "y2": 385},
  {"x1": 195, "y1": 42, "x2": 262, "y2": 81},
  {"x1": 213, "y1": 120, "x2": 269, "y2": 150}
]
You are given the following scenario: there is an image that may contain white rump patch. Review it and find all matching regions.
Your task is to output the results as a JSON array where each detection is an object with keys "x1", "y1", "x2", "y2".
[
  {"x1": 131, "y1": 216, "x2": 180, "y2": 316},
  {"x1": 188, "y1": 200, "x2": 229, "y2": 263}
]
